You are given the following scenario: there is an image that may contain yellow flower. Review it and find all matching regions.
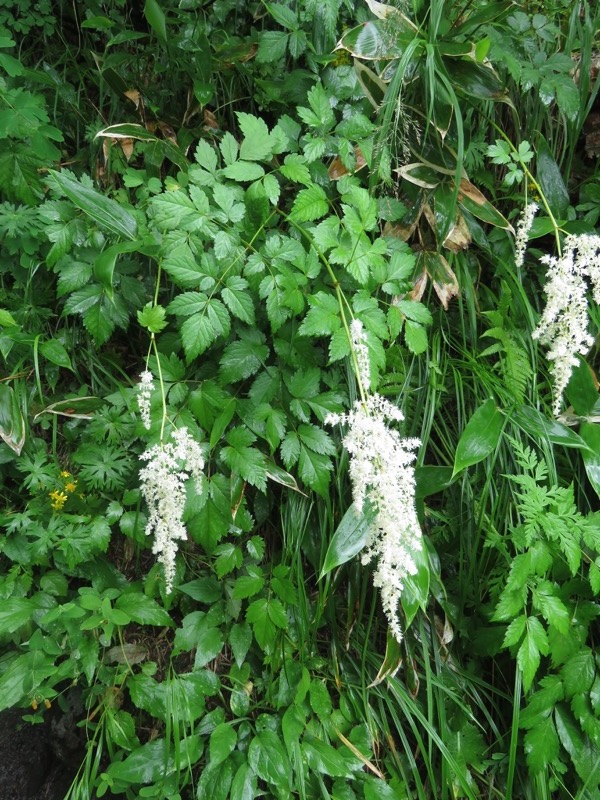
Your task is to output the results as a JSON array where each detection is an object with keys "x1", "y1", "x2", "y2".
[
  {"x1": 60, "y1": 470, "x2": 71, "y2": 478},
  {"x1": 65, "y1": 480, "x2": 77, "y2": 493},
  {"x1": 49, "y1": 490, "x2": 68, "y2": 510}
]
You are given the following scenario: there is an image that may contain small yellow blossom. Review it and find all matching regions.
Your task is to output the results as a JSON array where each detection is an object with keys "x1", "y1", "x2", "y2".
[
  {"x1": 49, "y1": 490, "x2": 68, "y2": 510},
  {"x1": 65, "y1": 480, "x2": 77, "y2": 493},
  {"x1": 60, "y1": 470, "x2": 71, "y2": 478}
]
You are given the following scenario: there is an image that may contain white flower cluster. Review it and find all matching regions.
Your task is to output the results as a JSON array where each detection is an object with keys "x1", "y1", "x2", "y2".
[
  {"x1": 514, "y1": 202, "x2": 539, "y2": 269},
  {"x1": 327, "y1": 321, "x2": 422, "y2": 642},
  {"x1": 350, "y1": 318, "x2": 371, "y2": 389},
  {"x1": 532, "y1": 234, "x2": 600, "y2": 416},
  {"x1": 137, "y1": 370, "x2": 155, "y2": 430},
  {"x1": 139, "y1": 428, "x2": 205, "y2": 592}
]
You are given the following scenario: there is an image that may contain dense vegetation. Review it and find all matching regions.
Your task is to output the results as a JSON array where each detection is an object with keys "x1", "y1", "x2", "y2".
[{"x1": 1, "y1": 0, "x2": 599, "y2": 797}]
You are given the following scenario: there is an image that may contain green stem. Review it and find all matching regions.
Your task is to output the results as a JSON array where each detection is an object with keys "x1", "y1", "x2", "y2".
[{"x1": 151, "y1": 333, "x2": 168, "y2": 443}]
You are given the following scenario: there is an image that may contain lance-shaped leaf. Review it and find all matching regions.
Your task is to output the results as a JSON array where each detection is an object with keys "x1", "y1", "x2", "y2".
[{"x1": 49, "y1": 170, "x2": 137, "y2": 240}]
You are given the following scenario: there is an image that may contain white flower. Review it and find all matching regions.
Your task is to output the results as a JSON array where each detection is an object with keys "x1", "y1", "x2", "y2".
[
  {"x1": 137, "y1": 370, "x2": 155, "y2": 430},
  {"x1": 327, "y1": 394, "x2": 421, "y2": 643},
  {"x1": 139, "y1": 428, "x2": 205, "y2": 592},
  {"x1": 350, "y1": 318, "x2": 371, "y2": 389},
  {"x1": 533, "y1": 234, "x2": 600, "y2": 415},
  {"x1": 514, "y1": 202, "x2": 539, "y2": 269}
]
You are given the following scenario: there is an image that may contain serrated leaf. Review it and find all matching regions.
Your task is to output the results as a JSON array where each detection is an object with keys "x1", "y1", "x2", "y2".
[
  {"x1": 561, "y1": 648, "x2": 595, "y2": 699},
  {"x1": 502, "y1": 614, "x2": 527, "y2": 648},
  {"x1": 289, "y1": 184, "x2": 329, "y2": 223},
  {"x1": 524, "y1": 716, "x2": 560, "y2": 772},
  {"x1": 237, "y1": 113, "x2": 274, "y2": 162},
  {"x1": 222, "y1": 277, "x2": 255, "y2": 324},
  {"x1": 137, "y1": 303, "x2": 168, "y2": 333},
  {"x1": 299, "y1": 292, "x2": 341, "y2": 336},
  {"x1": 161, "y1": 244, "x2": 204, "y2": 287},
  {"x1": 297, "y1": 423, "x2": 336, "y2": 455},
  {"x1": 221, "y1": 427, "x2": 267, "y2": 491},
  {"x1": 518, "y1": 616, "x2": 549, "y2": 692},
  {"x1": 404, "y1": 320, "x2": 428, "y2": 355},
  {"x1": 256, "y1": 30, "x2": 289, "y2": 63},
  {"x1": 222, "y1": 161, "x2": 266, "y2": 181},
  {"x1": 280, "y1": 154, "x2": 311, "y2": 185}
]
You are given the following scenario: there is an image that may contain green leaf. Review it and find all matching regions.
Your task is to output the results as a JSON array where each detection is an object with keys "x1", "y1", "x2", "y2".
[
  {"x1": 298, "y1": 445, "x2": 332, "y2": 496},
  {"x1": 233, "y1": 573, "x2": 265, "y2": 600},
  {"x1": 246, "y1": 598, "x2": 287, "y2": 649},
  {"x1": 210, "y1": 723, "x2": 237, "y2": 767},
  {"x1": 555, "y1": 704, "x2": 600, "y2": 786},
  {"x1": 512, "y1": 405, "x2": 591, "y2": 451},
  {"x1": 299, "y1": 292, "x2": 341, "y2": 336},
  {"x1": 237, "y1": 113, "x2": 274, "y2": 162},
  {"x1": 160, "y1": 244, "x2": 203, "y2": 287},
  {"x1": 517, "y1": 616, "x2": 549, "y2": 692},
  {"x1": 222, "y1": 161, "x2": 266, "y2": 182},
  {"x1": 94, "y1": 240, "x2": 141, "y2": 296},
  {"x1": 0, "y1": 383, "x2": 25, "y2": 455},
  {"x1": 0, "y1": 598, "x2": 35, "y2": 635},
  {"x1": 221, "y1": 427, "x2": 267, "y2": 491},
  {"x1": 280, "y1": 154, "x2": 311, "y2": 185},
  {"x1": 48, "y1": 171, "x2": 137, "y2": 240},
  {"x1": 566, "y1": 360, "x2": 598, "y2": 416},
  {"x1": 178, "y1": 577, "x2": 222, "y2": 603},
  {"x1": 230, "y1": 763, "x2": 257, "y2": 800},
  {"x1": 310, "y1": 680, "x2": 332, "y2": 718},
  {"x1": 40, "y1": 338, "x2": 73, "y2": 371},
  {"x1": 580, "y1": 423, "x2": 600, "y2": 500},
  {"x1": 222, "y1": 277, "x2": 255, "y2": 324},
  {"x1": 108, "y1": 736, "x2": 202, "y2": 783},
  {"x1": 115, "y1": 593, "x2": 173, "y2": 627},
  {"x1": 0, "y1": 652, "x2": 55, "y2": 713},
  {"x1": 532, "y1": 584, "x2": 570, "y2": 635},
  {"x1": 266, "y1": 2, "x2": 298, "y2": 30},
  {"x1": 230, "y1": 622, "x2": 253, "y2": 667},
  {"x1": 525, "y1": 715, "x2": 560, "y2": 772},
  {"x1": 321, "y1": 503, "x2": 374, "y2": 577},
  {"x1": 303, "y1": 739, "x2": 352, "y2": 778},
  {"x1": 404, "y1": 320, "x2": 428, "y2": 355},
  {"x1": 289, "y1": 184, "x2": 329, "y2": 223},
  {"x1": 137, "y1": 303, "x2": 168, "y2": 334},
  {"x1": 144, "y1": 0, "x2": 167, "y2": 42},
  {"x1": 503, "y1": 614, "x2": 527, "y2": 648},
  {"x1": 536, "y1": 135, "x2": 569, "y2": 218},
  {"x1": 248, "y1": 730, "x2": 292, "y2": 789},
  {"x1": 452, "y1": 399, "x2": 504, "y2": 477},
  {"x1": 197, "y1": 759, "x2": 234, "y2": 800},
  {"x1": 561, "y1": 648, "x2": 595, "y2": 699},
  {"x1": 220, "y1": 335, "x2": 269, "y2": 384}
]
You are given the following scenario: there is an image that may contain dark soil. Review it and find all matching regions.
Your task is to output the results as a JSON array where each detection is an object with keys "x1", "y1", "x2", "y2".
[{"x1": 0, "y1": 708, "x2": 85, "y2": 800}]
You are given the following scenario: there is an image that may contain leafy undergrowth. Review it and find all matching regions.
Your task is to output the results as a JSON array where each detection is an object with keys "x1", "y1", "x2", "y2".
[{"x1": 1, "y1": 1, "x2": 600, "y2": 798}]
